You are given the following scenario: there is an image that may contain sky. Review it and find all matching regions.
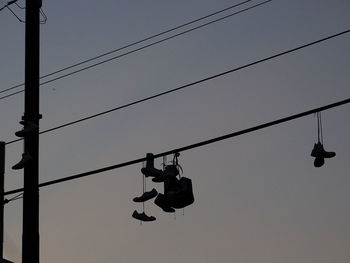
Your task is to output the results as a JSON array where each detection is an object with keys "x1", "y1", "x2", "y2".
[{"x1": 0, "y1": 0, "x2": 350, "y2": 262}]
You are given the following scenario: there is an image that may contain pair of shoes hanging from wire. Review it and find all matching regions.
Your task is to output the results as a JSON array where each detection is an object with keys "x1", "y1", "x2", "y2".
[
  {"x1": 310, "y1": 112, "x2": 336, "y2": 167},
  {"x1": 132, "y1": 153, "x2": 158, "y2": 222},
  {"x1": 132, "y1": 152, "x2": 195, "y2": 222},
  {"x1": 150, "y1": 153, "x2": 194, "y2": 213}
]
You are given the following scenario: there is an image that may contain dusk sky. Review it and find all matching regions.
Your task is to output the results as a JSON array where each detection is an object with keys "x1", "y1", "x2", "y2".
[{"x1": 0, "y1": 0, "x2": 350, "y2": 262}]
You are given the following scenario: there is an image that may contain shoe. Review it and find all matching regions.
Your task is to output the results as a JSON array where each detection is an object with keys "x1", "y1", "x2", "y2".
[
  {"x1": 154, "y1": 194, "x2": 175, "y2": 213},
  {"x1": 321, "y1": 148, "x2": 336, "y2": 159},
  {"x1": 152, "y1": 176, "x2": 164, "y2": 183},
  {"x1": 141, "y1": 167, "x2": 163, "y2": 178},
  {"x1": 314, "y1": 156, "x2": 324, "y2": 168},
  {"x1": 163, "y1": 165, "x2": 179, "y2": 178},
  {"x1": 311, "y1": 142, "x2": 323, "y2": 158},
  {"x1": 169, "y1": 177, "x2": 195, "y2": 209},
  {"x1": 133, "y1": 188, "x2": 158, "y2": 202},
  {"x1": 12, "y1": 153, "x2": 32, "y2": 170},
  {"x1": 145, "y1": 153, "x2": 155, "y2": 168},
  {"x1": 132, "y1": 210, "x2": 156, "y2": 222},
  {"x1": 311, "y1": 142, "x2": 336, "y2": 159},
  {"x1": 15, "y1": 121, "x2": 39, "y2": 137}
]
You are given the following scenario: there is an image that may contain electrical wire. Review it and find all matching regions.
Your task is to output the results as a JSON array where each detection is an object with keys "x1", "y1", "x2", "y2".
[
  {"x1": 0, "y1": 0, "x2": 24, "y2": 23},
  {"x1": 4, "y1": 97, "x2": 350, "y2": 196},
  {"x1": 0, "y1": 0, "x2": 257, "y2": 94},
  {"x1": 0, "y1": 0, "x2": 272, "y2": 97},
  {"x1": 5, "y1": 27, "x2": 350, "y2": 145},
  {"x1": 3, "y1": 192, "x2": 23, "y2": 203},
  {"x1": 0, "y1": 0, "x2": 18, "y2": 11}
]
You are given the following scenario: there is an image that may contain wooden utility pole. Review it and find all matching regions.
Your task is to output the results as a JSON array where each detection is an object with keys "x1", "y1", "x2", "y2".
[
  {"x1": 22, "y1": 0, "x2": 41, "y2": 263},
  {"x1": 0, "y1": 142, "x2": 5, "y2": 260}
]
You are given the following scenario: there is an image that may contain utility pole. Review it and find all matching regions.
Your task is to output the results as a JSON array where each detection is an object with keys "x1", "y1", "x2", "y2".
[
  {"x1": 0, "y1": 142, "x2": 13, "y2": 263},
  {"x1": 22, "y1": 0, "x2": 41, "y2": 263},
  {"x1": 0, "y1": 142, "x2": 5, "y2": 260}
]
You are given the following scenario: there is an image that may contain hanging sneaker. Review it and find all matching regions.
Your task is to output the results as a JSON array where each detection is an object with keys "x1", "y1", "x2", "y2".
[
  {"x1": 133, "y1": 188, "x2": 158, "y2": 202},
  {"x1": 311, "y1": 142, "x2": 323, "y2": 157},
  {"x1": 145, "y1": 153, "x2": 155, "y2": 169},
  {"x1": 314, "y1": 156, "x2": 325, "y2": 168},
  {"x1": 12, "y1": 152, "x2": 32, "y2": 170},
  {"x1": 163, "y1": 165, "x2": 179, "y2": 178},
  {"x1": 141, "y1": 167, "x2": 163, "y2": 178},
  {"x1": 15, "y1": 121, "x2": 39, "y2": 137},
  {"x1": 132, "y1": 210, "x2": 156, "y2": 222},
  {"x1": 311, "y1": 142, "x2": 336, "y2": 159},
  {"x1": 152, "y1": 176, "x2": 165, "y2": 183},
  {"x1": 154, "y1": 194, "x2": 175, "y2": 213},
  {"x1": 170, "y1": 177, "x2": 195, "y2": 209},
  {"x1": 320, "y1": 147, "x2": 336, "y2": 159}
]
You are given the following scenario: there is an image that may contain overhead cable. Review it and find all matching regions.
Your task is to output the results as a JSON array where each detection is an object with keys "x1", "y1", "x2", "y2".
[
  {"x1": 4, "y1": 97, "x2": 350, "y2": 196},
  {"x1": 5, "y1": 27, "x2": 350, "y2": 145},
  {"x1": 0, "y1": 0, "x2": 273, "y2": 98}
]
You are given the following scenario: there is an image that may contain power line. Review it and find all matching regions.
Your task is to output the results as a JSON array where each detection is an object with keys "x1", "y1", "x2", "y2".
[
  {"x1": 0, "y1": 0, "x2": 257, "y2": 94},
  {"x1": 0, "y1": 0, "x2": 19, "y2": 12},
  {"x1": 0, "y1": 0, "x2": 273, "y2": 99},
  {"x1": 3, "y1": 192, "x2": 23, "y2": 204},
  {"x1": 4, "y1": 97, "x2": 350, "y2": 196},
  {"x1": 5, "y1": 27, "x2": 350, "y2": 145}
]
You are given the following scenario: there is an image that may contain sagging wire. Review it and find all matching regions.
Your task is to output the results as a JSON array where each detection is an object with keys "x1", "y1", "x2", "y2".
[
  {"x1": 0, "y1": 0, "x2": 17, "y2": 11},
  {"x1": 0, "y1": 0, "x2": 24, "y2": 22},
  {"x1": 39, "y1": 7, "x2": 47, "y2": 24},
  {"x1": 14, "y1": 1, "x2": 47, "y2": 24},
  {"x1": 0, "y1": 0, "x2": 47, "y2": 24},
  {"x1": 6, "y1": 5, "x2": 23, "y2": 22}
]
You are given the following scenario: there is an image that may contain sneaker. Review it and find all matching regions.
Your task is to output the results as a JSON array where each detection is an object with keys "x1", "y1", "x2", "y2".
[
  {"x1": 321, "y1": 148, "x2": 336, "y2": 159},
  {"x1": 311, "y1": 142, "x2": 323, "y2": 157},
  {"x1": 133, "y1": 188, "x2": 158, "y2": 202},
  {"x1": 163, "y1": 165, "x2": 179, "y2": 178},
  {"x1": 152, "y1": 176, "x2": 164, "y2": 183},
  {"x1": 15, "y1": 121, "x2": 39, "y2": 137},
  {"x1": 141, "y1": 167, "x2": 163, "y2": 178},
  {"x1": 311, "y1": 142, "x2": 336, "y2": 159},
  {"x1": 132, "y1": 210, "x2": 156, "y2": 222},
  {"x1": 145, "y1": 153, "x2": 155, "y2": 169},
  {"x1": 12, "y1": 153, "x2": 32, "y2": 170},
  {"x1": 314, "y1": 156, "x2": 324, "y2": 168},
  {"x1": 169, "y1": 177, "x2": 195, "y2": 209},
  {"x1": 154, "y1": 194, "x2": 175, "y2": 213}
]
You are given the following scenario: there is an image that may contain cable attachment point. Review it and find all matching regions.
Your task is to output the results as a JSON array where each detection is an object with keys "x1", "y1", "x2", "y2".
[{"x1": 1, "y1": 0, "x2": 48, "y2": 24}]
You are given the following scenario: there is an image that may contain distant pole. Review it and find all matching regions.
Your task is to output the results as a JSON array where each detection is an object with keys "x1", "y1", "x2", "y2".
[
  {"x1": 0, "y1": 142, "x2": 5, "y2": 259},
  {"x1": 22, "y1": 0, "x2": 41, "y2": 263}
]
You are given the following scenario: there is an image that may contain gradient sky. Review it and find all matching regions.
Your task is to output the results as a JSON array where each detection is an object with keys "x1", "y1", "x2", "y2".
[{"x1": 0, "y1": 0, "x2": 350, "y2": 262}]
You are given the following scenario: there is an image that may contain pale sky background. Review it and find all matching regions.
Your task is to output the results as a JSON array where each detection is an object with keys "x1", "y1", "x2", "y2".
[{"x1": 0, "y1": 0, "x2": 350, "y2": 262}]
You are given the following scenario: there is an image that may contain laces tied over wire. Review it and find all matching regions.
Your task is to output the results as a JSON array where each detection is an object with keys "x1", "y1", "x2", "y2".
[
  {"x1": 172, "y1": 152, "x2": 183, "y2": 177},
  {"x1": 317, "y1": 112, "x2": 324, "y2": 144}
]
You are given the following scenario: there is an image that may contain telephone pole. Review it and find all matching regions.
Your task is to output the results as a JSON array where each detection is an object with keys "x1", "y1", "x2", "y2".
[
  {"x1": 0, "y1": 142, "x2": 5, "y2": 260},
  {"x1": 22, "y1": 0, "x2": 41, "y2": 263}
]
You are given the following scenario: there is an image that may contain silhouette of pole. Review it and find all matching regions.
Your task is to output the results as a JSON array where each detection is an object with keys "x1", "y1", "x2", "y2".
[
  {"x1": 0, "y1": 142, "x2": 5, "y2": 259},
  {"x1": 22, "y1": 1, "x2": 41, "y2": 263}
]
